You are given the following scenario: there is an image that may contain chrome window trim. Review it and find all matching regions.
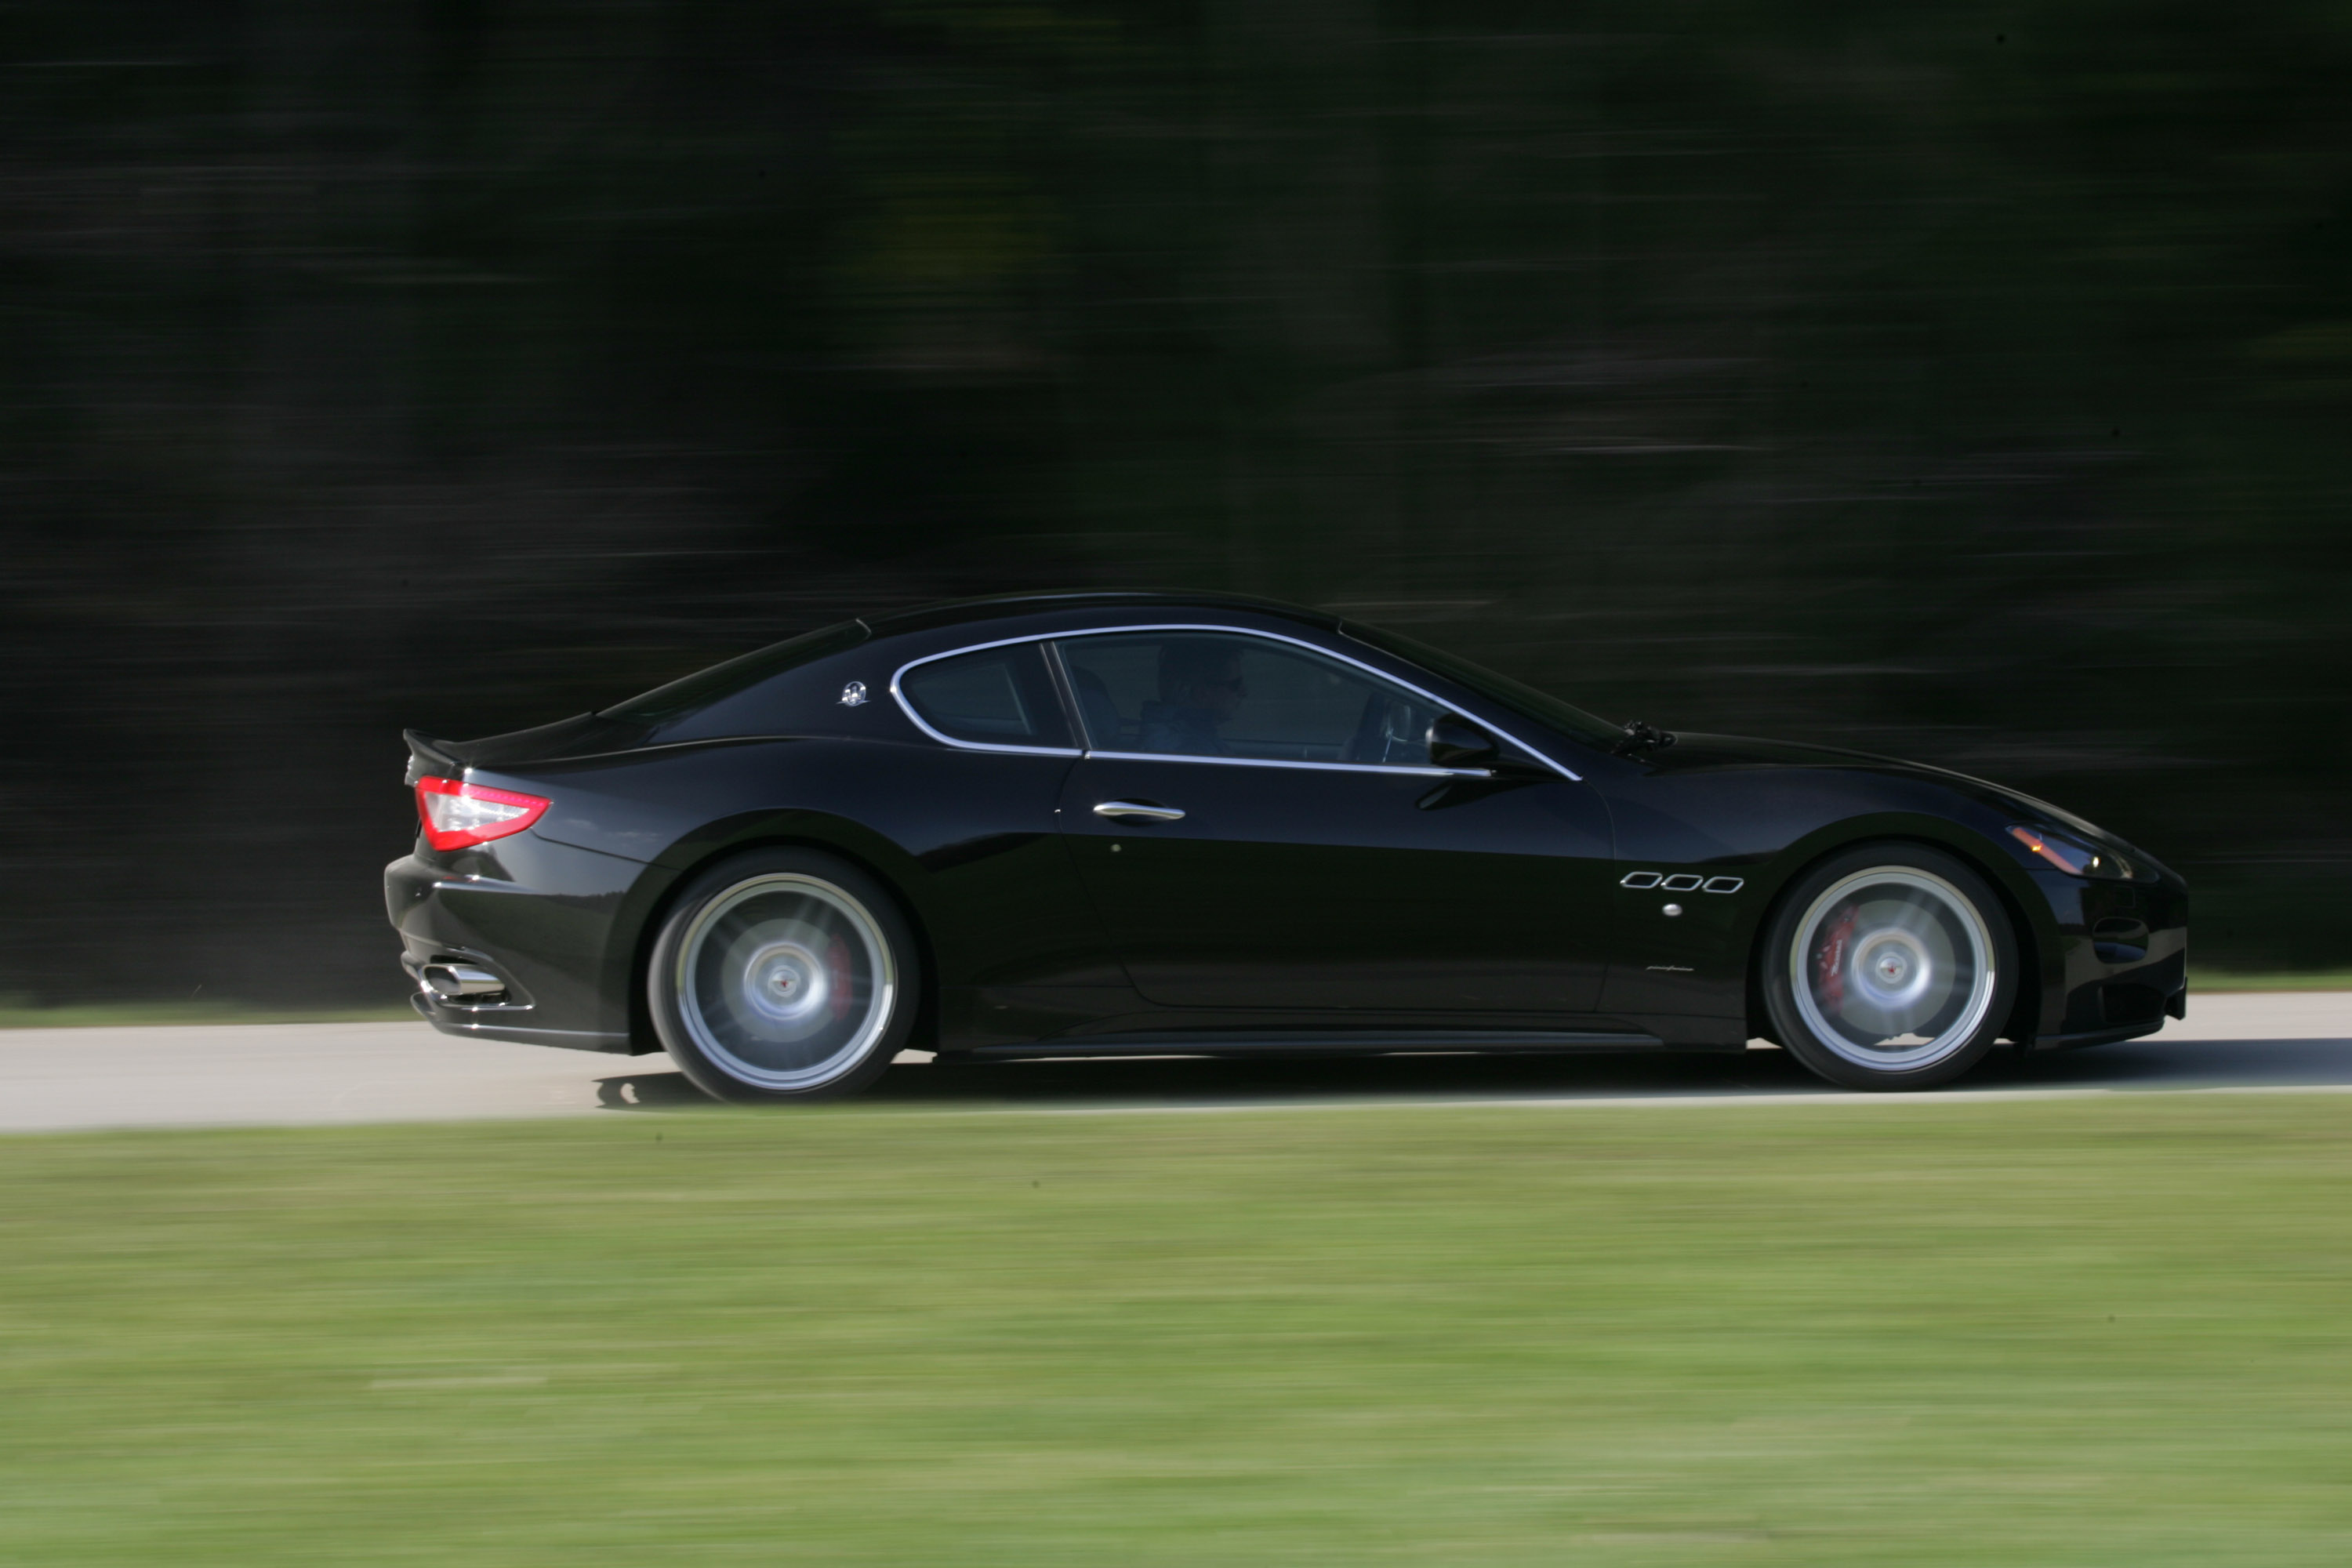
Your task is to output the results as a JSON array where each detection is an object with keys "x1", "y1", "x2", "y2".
[
  {"x1": 893, "y1": 622, "x2": 1585, "y2": 782},
  {"x1": 888, "y1": 634, "x2": 1085, "y2": 758},
  {"x1": 1083, "y1": 748, "x2": 1471, "y2": 780}
]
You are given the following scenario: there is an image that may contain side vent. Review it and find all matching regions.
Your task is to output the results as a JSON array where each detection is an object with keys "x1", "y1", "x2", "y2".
[{"x1": 1620, "y1": 871, "x2": 1744, "y2": 895}]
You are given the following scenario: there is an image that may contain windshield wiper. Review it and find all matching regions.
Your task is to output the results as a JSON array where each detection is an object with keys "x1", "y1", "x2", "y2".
[{"x1": 1616, "y1": 719, "x2": 1677, "y2": 754}]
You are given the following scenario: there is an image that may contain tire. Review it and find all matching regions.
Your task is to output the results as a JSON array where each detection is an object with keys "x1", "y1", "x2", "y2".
[
  {"x1": 647, "y1": 848, "x2": 921, "y2": 1104},
  {"x1": 1759, "y1": 842, "x2": 2018, "y2": 1091}
]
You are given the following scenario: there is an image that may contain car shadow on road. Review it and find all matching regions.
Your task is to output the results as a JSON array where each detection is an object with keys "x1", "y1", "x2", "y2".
[
  {"x1": 590, "y1": 1035, "x2": 2352, "y2": 1111},
  {"x1": 593, "y1": 1073, "x2": 714, "y2": 1109}
]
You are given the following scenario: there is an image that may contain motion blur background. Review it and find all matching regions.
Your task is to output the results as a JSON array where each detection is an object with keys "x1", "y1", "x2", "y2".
[{"x1": 5, "y1": 2, "x2": 2347, "y2": 1009}]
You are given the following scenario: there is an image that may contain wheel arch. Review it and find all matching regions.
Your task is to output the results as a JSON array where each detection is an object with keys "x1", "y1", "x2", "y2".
[
  {"x1": 1740, "y1": 826, "x2": 2056, "y2": 1046},
  {"x1": 619, "y1": 814, "x2": 943, "y2": 1054}
]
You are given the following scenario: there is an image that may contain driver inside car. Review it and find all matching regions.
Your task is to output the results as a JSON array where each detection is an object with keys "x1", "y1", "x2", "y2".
[{"x1": 1137, "y1": 640, "x2": 1246, "y2": 756}]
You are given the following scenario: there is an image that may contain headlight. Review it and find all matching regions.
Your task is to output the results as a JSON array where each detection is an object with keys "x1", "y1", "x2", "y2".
[{"x1": 2009, "y1": 824, "x2": 2143, "y2": 882}]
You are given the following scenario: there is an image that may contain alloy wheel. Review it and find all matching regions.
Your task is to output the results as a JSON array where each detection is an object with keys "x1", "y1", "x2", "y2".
[
  {"x1": 1787, "y1": 866, "x2": 1998, "y2": 1073},
  {"x1": 671, "y1": 872, "x2": 898, "y2": 1091}
]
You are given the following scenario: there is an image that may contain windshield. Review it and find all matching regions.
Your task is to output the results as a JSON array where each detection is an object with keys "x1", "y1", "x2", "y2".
[
  {"x1": 601, "y1": 620, "x2": 869, "y2": 725},
  {"x1": 1341, "y1": 622, "x2": 1622, "y2": 749}
]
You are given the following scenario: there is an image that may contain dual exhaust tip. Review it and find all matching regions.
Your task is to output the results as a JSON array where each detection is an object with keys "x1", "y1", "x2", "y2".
[{"x1": 422, "y1": 963, "x2": 508, "y2": 1004}]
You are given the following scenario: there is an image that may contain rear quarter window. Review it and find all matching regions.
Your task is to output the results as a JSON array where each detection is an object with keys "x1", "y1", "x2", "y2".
[{"x1": 898, "y1": 644, "x2": 1072, "y2": 750}]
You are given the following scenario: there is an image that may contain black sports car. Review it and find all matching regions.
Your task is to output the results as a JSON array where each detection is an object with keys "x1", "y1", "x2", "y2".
[{"x1": 387, "y1": 592, "x2": 2186, "y2": 1098}]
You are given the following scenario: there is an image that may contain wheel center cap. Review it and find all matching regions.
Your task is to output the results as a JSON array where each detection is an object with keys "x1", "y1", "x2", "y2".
[
  {"x1": 1850, "y1": 931, "x2": 1936, "y2": 1012},
  {"x1": 739, "y1": 936, "x2": 829, "y2": 1028}
]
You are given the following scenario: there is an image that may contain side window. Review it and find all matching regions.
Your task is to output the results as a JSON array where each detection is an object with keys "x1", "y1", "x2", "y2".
[
  {"x1": 898, "y1": 644, "x2": 1073, "y2": 750},
  {"x1": 1054, "y1": 632, "x2": 1445, "y2": 766}
]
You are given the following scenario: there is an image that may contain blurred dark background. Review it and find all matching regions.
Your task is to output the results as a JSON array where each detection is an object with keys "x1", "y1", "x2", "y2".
[{"x1": 5, "y1": 2, "x2": 2347, "y2": 1009}]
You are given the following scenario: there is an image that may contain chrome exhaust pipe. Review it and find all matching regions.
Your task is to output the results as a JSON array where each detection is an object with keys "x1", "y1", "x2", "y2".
[{"x1": 423, "y1": 963, "x2": 507, "y2": 1001}]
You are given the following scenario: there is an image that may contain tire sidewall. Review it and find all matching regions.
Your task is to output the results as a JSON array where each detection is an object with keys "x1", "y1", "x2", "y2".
[
  {"x1": 648, "y1": 848, "x2": 921, "y2": 1103},
  {"x1": 1760, "y1": 841, "x2": 2017, "y2": 1091}
]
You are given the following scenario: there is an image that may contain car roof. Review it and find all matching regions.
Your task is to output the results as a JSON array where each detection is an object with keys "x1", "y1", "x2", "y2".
[{"x1": 861, "y1": 590, "x2": 1339, "y2": 640}]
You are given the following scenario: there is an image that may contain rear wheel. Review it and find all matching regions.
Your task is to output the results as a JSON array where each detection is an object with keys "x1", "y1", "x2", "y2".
[
  {"x1": 648, "y1": 849, "x2": 920, "y2": 1103},
  {"x1": 1760, "y1": 844, "x2": 2017, "y2": 1091}
]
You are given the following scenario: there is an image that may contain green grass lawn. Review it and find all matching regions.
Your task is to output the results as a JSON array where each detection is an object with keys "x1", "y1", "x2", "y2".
[
  {"x1": 0, "y1": 997, "x2": 416, "y2": 1029},
  {"x1": 2191, "y1": 970, "x2": 2352, "y2": 992},
  {"x1": 5, "y1": 1098, "x2": 2352, "y2": 1564}
]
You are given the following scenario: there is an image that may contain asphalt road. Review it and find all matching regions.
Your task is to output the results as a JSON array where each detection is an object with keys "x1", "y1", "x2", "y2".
[{"x1": 1, "y1": 992, "x2": 2348, "y2": 1134}]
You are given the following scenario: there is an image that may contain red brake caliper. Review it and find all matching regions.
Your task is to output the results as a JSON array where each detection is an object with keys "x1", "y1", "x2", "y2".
[
  {"x1": 826, "y1": 937, "x2": 855, "y2": 1022},
  {"x1": 1816, "y1": 906, "x2": 1857, "y2": 1009}
]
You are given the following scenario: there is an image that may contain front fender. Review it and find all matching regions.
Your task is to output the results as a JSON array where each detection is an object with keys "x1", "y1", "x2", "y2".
[
  {"x1": 1750, "y1": 811, "x2": 2068, "y2": 1041},
  {"x1": 1602, "y1": 764, "x2": 2071, "y2": 1037}
]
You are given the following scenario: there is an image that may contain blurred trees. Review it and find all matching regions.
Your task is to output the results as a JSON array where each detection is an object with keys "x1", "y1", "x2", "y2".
[{"x1": 3, "y1": 1, "x2": 2348, "y2": 1003}]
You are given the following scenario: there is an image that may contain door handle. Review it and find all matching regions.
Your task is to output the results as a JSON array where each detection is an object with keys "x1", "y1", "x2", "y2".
[{"x1": 1093, "y1": 800, "x2": 1185, "y2": 822}]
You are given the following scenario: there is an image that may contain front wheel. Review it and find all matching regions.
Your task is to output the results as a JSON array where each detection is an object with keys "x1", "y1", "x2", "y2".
[
  {"x1": 1759, "y1": 844, "x2": 2018, "y2": 1091},
  {"x1": 648, "y1": 849, "x2": 920, "y2": 1103}
]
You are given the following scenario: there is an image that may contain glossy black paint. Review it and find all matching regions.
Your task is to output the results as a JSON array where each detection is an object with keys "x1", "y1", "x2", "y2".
[
  {"x1": 1058, "y1": 755, "x2": 1613, "y2": 1014},
  {"x1": 386, "y1": 592, "x2": 2188, "y2": 1059}
]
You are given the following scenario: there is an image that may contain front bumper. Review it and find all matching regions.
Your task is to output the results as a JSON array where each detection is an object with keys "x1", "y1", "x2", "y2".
[{"x1": 2028, "y1": 870, "x2": 2188, "y2": 1051}]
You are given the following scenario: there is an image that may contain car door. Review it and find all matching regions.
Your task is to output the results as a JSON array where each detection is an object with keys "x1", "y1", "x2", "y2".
[
  {"x1": 1050, "y1": 628, "x2": 1615, "y2": 1014},
  {"x1": 887, "y1": 639, "x2": 1102, "y2": 996}
]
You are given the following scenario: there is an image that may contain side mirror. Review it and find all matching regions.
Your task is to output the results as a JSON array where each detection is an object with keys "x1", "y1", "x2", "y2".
[{"x1": 1425, "y1": 715, "x2": 1500, "y2": 770}]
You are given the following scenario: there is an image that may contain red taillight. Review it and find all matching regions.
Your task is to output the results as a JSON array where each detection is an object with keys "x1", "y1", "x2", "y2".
[{"x1": 415, "y1": 776, "x2": 550, "y2": 851}]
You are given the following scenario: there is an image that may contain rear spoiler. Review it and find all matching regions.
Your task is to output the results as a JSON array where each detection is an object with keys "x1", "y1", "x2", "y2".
[{"x1": 403, "y1": 728, "x2": 466, "y2": 786}]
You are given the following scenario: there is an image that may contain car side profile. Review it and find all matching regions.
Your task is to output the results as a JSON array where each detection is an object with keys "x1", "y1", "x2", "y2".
[{"x1": 385, "y1": 591, "x2": 2187, "y2": 1099}]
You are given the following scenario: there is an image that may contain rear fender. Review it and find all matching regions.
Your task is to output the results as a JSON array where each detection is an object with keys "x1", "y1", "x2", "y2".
[{"x1": 620, "y1": 811, "x2": 937, "y2": 1057}]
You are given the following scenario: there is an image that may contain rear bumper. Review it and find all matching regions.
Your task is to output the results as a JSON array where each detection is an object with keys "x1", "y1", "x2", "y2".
[
  {"x1": 385, "y1": 836, "x2": 666, "y2": 1055},
  {"x1": 405, "y1": 988, "x2": 635, "y2": 1053}
]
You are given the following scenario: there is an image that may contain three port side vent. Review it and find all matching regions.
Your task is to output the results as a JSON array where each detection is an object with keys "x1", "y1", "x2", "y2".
[{"x1": 1619, "y1": 871, "x2": 1744, "y2": 895}]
